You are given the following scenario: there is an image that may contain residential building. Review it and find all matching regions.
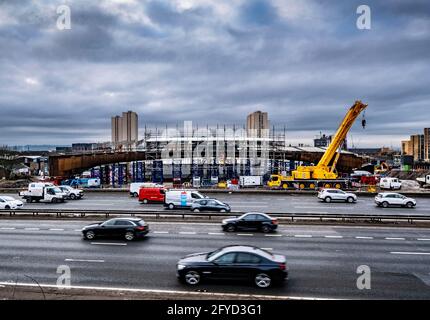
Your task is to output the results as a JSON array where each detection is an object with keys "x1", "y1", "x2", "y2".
[
  {"x1": 111, "y1": 111, "x2": 138, "y2": 147},
  {"x1": 246, "y1": 111, "x2": 269, "y2": 138}
]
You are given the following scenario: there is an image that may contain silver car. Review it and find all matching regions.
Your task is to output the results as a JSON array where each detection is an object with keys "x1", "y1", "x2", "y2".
[{"x1": 318, "y1": 189, "x2": 357, "y2": 203}]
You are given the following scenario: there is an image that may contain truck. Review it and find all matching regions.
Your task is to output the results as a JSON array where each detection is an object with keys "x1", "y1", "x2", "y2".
[
  {"x1": 268, "y1": 100, "x2": 368, "y2": 190},
  {"x1": 62, "y1": 178, "x2": 101, "y2": 188},
  {"x1": 379, "y1": 177, "x2": 402, "y2": 190},
  {"x1": 164, "y1": 189, "x2": 206, "y2": 209},
  {"x1": 19, "y1": 183, "x2": 67, "y2": 203},
  {"x1": 417, "y1": 175, "x2": 430, "y2": 188},
  {"x1": 239, "y1": 176, "x2": 263, "y2": 188}
]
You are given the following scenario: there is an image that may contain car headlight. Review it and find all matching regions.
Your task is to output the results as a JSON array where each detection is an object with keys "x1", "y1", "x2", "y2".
[{"x1": 177, "y1": 264, "x2": 186, "y2": 270}]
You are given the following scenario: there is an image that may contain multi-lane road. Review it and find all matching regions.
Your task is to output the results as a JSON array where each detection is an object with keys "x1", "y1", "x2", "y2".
[
  {"x1": 1, "y1": 219, "x2": 430, "y2": 299},
  {"x1": 12, "y1": 191, "x2": 430, "y2": 216}
]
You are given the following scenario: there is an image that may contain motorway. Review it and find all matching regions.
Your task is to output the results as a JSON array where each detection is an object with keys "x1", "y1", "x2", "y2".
[
  {"x1": 12, "y1": 192, "x2": 430, "y2": 216},
  {"x1": 1, "y1": 219, "x2": 430, "y2": 299}
]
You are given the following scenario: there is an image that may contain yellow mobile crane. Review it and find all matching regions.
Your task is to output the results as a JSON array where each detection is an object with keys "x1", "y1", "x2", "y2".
[{"x1": 268, "y1": 100, "x2": 368, "y2": 190}]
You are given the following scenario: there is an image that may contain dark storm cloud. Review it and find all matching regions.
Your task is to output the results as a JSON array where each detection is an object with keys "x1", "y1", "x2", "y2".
[{"x1": 0, "y1": 0, "x2": 429, "y2": 146}]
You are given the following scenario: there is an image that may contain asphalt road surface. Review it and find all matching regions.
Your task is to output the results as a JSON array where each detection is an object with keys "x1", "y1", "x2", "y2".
[
  {"x1": 11, "y1": 192, "x2": 430, "y2": 216},
  {"x1": 1, "y1": 219, "x2": 430, "y2": 299}
]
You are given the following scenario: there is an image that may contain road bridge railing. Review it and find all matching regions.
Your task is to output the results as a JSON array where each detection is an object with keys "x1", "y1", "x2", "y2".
[{"x1": 1, "y1": 208, "x2": 430, "y2": 225}]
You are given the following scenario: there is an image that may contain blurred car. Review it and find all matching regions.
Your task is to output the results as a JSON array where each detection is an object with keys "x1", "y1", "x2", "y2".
[
  {"x1": 221, "y1": 212, "x2": 278, "y2": 233},
  {"x1": 58, "y1": 185, "x2": 84, "y2": 200},
  {"x1": 318, "y1": 189, "x2": 357, "y2": 203},
  {"x1": 375, "y1": 193, "x2": 416, "y2": 208},
  {"x1": 0, "y1": 195, "x2": 24, "y2": 209},
  {"x1": 176, "y1": 245, "x2": 288, "y2": 288},
  {"x1": 191, "y1": 199, "x2": 231, "y2": 212},
  {"x1": 82, "y1": 218, "x2": 149, "y2": 241}
]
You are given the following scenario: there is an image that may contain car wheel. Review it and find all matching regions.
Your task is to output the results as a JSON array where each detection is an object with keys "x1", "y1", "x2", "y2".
[
  {"x1": 382, "y1": 201, "x2": 389, "y2": 208},
  {"x1": 133, "y1": 192, "x2": 138, "y2": 198},
  {"x1": 220, "y1": 209, "x2": 226, "y2": 213},
  {"x1": 226, "y1": 224, "x2": 236, "y2": 232},
  {"x1": 52, "y1": 198, "x2": 58, "y2": 203},
  {"x1": 261, "y1": 225, "x2": 271, "y2": 233},
  {"x1": 325, "y1": 197, "x2": 332, "y2": 203},
  {"x1": 26, "y1": 198, "x2": 32, "y2": 203},
  {"x1": 255, "y1": 273, "x2": 272, "y2": 288},
  {"x1": 5, "y1": 205, "x2": 10, "y2": 210},
  {"x1": 142, "y1": 199, "x2": 148, "y2": 204},
  {"x1": 85, "y1": 231, "x2": 95, "y2": 240},
  {"x1": 406, "y1": 202, "x2": 414, "y2": 208},
  {"x1": 347, "y1": 197, "x2": 354, "y2": 203},
  {"x1": 125, "y1": 232, "x2": 135, "y2": 241},
  {"x1": 192, "y1": 208, "x2": 200, "y2": 212},
  {"x1": 168, "y1": 203, "x2": 175, "y2": 210},
  {"x1": 184, "y1": 270, "x2": 201, "y2": 285},
  {"x1": 70, "y1": 194, "x2": 76, "y2": 200}
]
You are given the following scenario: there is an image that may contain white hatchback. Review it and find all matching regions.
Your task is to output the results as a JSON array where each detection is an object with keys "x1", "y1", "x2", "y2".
[
  {"x1": 318, "y1": 189, "x2": 357, "y2": 203},
  {"x1": 375, "y1": 193, "x2": 416, "y2": 208},
  {"x1": 0, "y1": 195, "x2": 24, "y2": 209}
]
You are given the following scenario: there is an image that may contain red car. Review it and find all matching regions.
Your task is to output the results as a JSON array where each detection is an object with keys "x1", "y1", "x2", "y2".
[{"x1": 139, "y1": 187, "x2": 165, "y2": 204}]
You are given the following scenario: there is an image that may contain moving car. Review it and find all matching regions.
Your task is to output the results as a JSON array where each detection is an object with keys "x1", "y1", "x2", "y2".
[
  {"x1": 379, "y1": 178, "x2": 402, "y2": 190},
  {"x1": 375, "y1": 193, "x2": 416, "y2": 208},
  {"x1": 139, "y1": 187, "x2": 165, "y2": 204},
  {"x1": 129, "y1": 182, "x2": 163, "y2": 197},
  {"x1": 58, "y1": 185, "x2": 84, "y2": 200},
  {"x1": 0, "y1": 195, "x2": 24, "y2": 209},
  {"x1": 176, "y1": 245, "x2": 288, "y2": 288},
  {"x1": 82, "y1": 218, "x2": 149, "y2": 241},
  {"x1": 191, "y1": 199, "x2": 231, "y2": 212},
  {"x1": 221, "y1": 212, "x2": 278, "y2": 233},
  {"x1": 318, "y1": 189, "x2": 357, "y2": 203},
  {"x1": 164, "y1": 189, "x2": 206, "y2": 209}
]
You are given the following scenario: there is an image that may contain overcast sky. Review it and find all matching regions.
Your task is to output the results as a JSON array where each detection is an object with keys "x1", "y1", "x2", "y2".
[{"x1": 0, "y1": 0, "x2": 429, "y2": 147}]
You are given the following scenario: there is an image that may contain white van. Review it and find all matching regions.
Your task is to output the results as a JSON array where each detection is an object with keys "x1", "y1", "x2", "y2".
[
  {"x1": 164, "y1": 189, "x2": 206, "y2": 209},
  {"x1": 129, "y1": 182, "x2": 163, "y2": 197},
  {"x1": 379, "y1": 178, "x2": 402, "y2": 190}
]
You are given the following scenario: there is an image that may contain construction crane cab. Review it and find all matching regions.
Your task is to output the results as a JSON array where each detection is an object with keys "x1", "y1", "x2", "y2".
[{"x1": 268, "y1": 100, "x2": 368, "y2": 190}]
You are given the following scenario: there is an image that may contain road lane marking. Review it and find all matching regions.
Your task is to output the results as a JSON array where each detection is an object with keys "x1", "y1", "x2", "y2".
[
  {"x1": 356, "y1": 236, "x2": 373, "y2": 239},
  {"x1": 237, "y1": 233, "x2": 253, "y2": 236},
  {"x1": 0, "y1": 282, "x2": 335, "y2": 300},
  {"x1": 74, "y1": 229, "x2": 82, "y2": 232},
  {"x1": 208, "y1": 232, "x2": 224, "y2": 235},
  {"x1": 24, "y1": 228, "x2": 39, "y2": 231},
  {"x1": 261, "y1": 248, "x2": 273, "y2": 251},
  {"x1": 49, "y1": 228, "x2": 64, "y2": 231},
  {"x1": 90, "y1": 242, "x2": 127, "y2": 246},
  {"x1": 417, "y1": 239, "x2": 430, "y2": 241},
  {"x1": 179, "y1": 232, "x2": 197, "y2": 235},
  {"x1": 294, "y1": 235, "x2": 312, "y2": 238},
  {"x1": 153, "y1": 231, "x2": 169, "y2": 234},
  {"x1": 385, "y1": 237, "x2": 405, "y2": 240},
  {"x1": 265, "y1": 234, "x2": 282, "y2": 237},
  {"x1": 390, "y1": 252, "x2": 430, "y2": 256},
  {"x1": 65, "y1": 259, "x2": 105, "y2": 263},
  {"x1": 0, "y1": 227, "x2": 16, "y2": 230},
  {"x1": 325, "y1": 236, "x2": 343, "y2": 239}
]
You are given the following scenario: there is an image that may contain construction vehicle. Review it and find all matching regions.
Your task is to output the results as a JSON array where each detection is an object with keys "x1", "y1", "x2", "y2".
[
  {"x1": 268, "y1": 100, "x2": 368, "y2": 190},
  {"x1": 19, "y1": 183, "x2": 67, "y2": 203}
]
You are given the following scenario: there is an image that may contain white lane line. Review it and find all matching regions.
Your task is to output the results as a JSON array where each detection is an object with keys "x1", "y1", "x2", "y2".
[
  {"x1": 390, "y1": 252, "x2": 430, "y2": 256},
  {"x1": 0, "y1": 227, "x2": 16, "y2": 230},
  {"x1": 232, "y1": 206, "x2": 268, "y2": 208},
  {"x1": 74, "y1": 229, "x2": 82, "y2": 232},
  {"x1": 356, "y1": 236, "x2": 373, "y2": 239},
  {"x1": 24, "y1": 228, "x2": 39, "y2": 231},
  {"x1": 237, "y1": 233, "x2": 254, "y2": 236},
  {"x1": 265, "y1": 234, "x2": 282, "y2": 237},
  {"x1": 90, "y1": 242, "x2": 127, "y2": 246},
  {"x1": 325, "y1": 236, "x2": 343, "y2": 239},
  {"x1": 153, "y1": 231, "x2": 169, "y2": 234},
  {"x1": 208, "y1": 232, "x2": 224, "y2": 235},
  {"x1": 0, "y1": 282, "x2": 336, "y2": 300},
  {"x1": 179, "y1": 232, "x2": 197, "y2": 235},
  {"x1": 417, "y1": 238, "x2": 430, "y2": 241},
  {"x1": 65, "y1": 259, "x2": 105, "y2": 263},
  {"x1": 385, "y1": 237, "x2": 405, "y2": 241},
  {"x1": 294, "y1": 235, "x2": 312, "y2": 238},
  {"x1": 261, "y1": 248, "x2": 273, "y2": 251},
  {"x1": 49, "y1": 228, "x2": 64, "y2": 231}
]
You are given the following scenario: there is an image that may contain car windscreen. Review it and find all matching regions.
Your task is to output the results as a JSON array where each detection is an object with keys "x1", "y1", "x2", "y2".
[
  {"x1": 1, "y1": 196, "x2": 15, "y2": 201},
  {"x1": 136, "y1": 220, "x2": 146, "y2": 226}
]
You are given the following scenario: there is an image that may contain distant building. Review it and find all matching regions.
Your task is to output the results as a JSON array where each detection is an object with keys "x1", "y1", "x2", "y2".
[
  {"x1": 411, "y1": 134, "x2": 425, "y2": 162},
  {"x1": 111, "y1": 111, "x2": 138, "y2": 147},
  {"x1": 72, "y1": 143, "x2": 97, "y2": 152},
  {"x1": 314, "y1": 133, "x2": 347, "y2": 150},
  {"x1": 246, "y1": 111, "x2": 269, "y2": 138},
  {"x1": 401, "y1": 140, "x2": 413, "y2": 156},
  {"x1": 424, "y1": 128, "x2": 430, "y2": 162}
]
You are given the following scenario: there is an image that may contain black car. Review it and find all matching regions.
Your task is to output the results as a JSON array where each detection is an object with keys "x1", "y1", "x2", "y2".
[
  {"x1": 222, "y1": 212, "x2": 278, "y2": 233},
  {"x1": 177, "y1": 245, "x2": 288, "y2": 288},
  {"x1": 82, "y1": 218, "x2": 149, "y2": 241},
  {"x1": 190, "y1": 198, "x2": 231, "y2": 212}
]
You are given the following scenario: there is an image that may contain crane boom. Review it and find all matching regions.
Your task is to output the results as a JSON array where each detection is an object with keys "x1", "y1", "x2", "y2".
[{"x1": 317, "y1": 100, "x2": 367, "y2": 168}]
